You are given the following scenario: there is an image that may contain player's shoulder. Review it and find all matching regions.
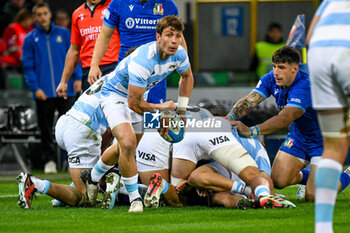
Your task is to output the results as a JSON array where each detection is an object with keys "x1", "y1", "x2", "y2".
[
  {"x1": 292, "y1": 70, "x2": 311, "y2": 89},
  {"x1": 72, "y1": 2, "x2": 86, "y2": 18},
  {"x1": 173, "y1": 45, "x2": 187, "y2": 59}
]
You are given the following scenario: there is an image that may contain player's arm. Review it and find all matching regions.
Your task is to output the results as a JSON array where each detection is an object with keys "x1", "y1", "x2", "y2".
[
  {"x1": 57, "y1": 44, "x2": 81, "y2": 98},
  {"x1": 128, "y1": 85, "x2": 176, "y2": 115},
  {"x1": 306, "y1": 15, "x2": 321, "y2": 47},
  {"x1": 177, "y1": 67, "x2": 194, "y2": 115},
  {"x1": 232, "y1": 106, "x2": 304, "y2": 136},
  {"x1": 88, "y1": 24, "x2": 115, "y2": 84},
  {"x1": 226, "y1": 91, "x2": 264, "y2": 121}
]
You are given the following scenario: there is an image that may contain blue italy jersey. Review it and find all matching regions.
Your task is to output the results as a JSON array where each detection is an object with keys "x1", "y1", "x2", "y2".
[
  {"x1": 102, "y1": 41, "x2": 189, "y2": 98},
  {"x1": 103, "y1": 0, "x2": 179, "y2": 104},
  {"x1": 104, "y1": 0, "x2": 178, "y2": 62},
  {"x1": 67, "y1": 77, "x2": 109, "y2": 135},
  {"x1": 310, "y1": 0, "x2": 350, "y2": 48},
  {"x1": 253, "y1": 70, "x2": 322, "y2": 142}
]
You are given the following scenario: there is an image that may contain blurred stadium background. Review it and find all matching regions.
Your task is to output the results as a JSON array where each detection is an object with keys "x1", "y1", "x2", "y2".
[{"x1": 1, "y1": 0, "x2": 349, "y2": 175}]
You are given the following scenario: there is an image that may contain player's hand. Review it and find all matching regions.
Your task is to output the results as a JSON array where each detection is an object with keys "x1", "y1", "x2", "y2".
[
  {"x1": 176, "y1": 109, "x2": 186, "y2": 126},
  {"x1": 176, "y1": 180, "x2": 190, "y2": 194},
  {"x1": 159, "y1": 111, "x2": 171, "y2": 139},
  {"x1": 163, "y1": 100, "x2": 177, "y2": 111},
  {"x1": 73, "y1": 80, "x2": 82, "y2": 94},
  {"x1": 56, "y1": 82, "x2": 68, "y2": 99},
  {"x1": 196, "y1": 188, "x2": 209, "y2": 197},
  {"x1": 230, "y1": 121, "x2": 250, "y2": 137},
  {"x1": 88, "y1": 65, "x2": 102, "y2": 85},
  {"x1": 35, "y1": 89, "x2": 47, "y2": 101}
]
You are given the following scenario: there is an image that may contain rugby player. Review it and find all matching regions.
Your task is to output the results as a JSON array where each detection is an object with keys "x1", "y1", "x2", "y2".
[
  {"x1": 307, "y1": 0, "x2": 350, "y2": 231},
  {"x1": 226, "y1": 46, "x2": 322, "y2": 201},
  {"x1": 82, "y1": 16, "x2": 193, "y2": 213}
]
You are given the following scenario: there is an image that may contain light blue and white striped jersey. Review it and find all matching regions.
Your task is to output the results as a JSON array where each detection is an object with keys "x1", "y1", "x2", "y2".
[
  {"x1": 102, "y1": 41, "x2": 189, "y2": 99},
  {"x1": 66, "y1": 77, "x2": 109, "y2": 135},
  {"x1": 309, "y1": 0, "x2": 350, "y2": 48},
  {"x1": 231, "y1": 127, "x2": 271, "y2": 175}
]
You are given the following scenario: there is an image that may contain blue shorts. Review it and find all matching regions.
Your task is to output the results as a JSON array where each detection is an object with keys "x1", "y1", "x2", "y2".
[{"x1": 279, "y1": 132, "x2": 323, "y2": 164}]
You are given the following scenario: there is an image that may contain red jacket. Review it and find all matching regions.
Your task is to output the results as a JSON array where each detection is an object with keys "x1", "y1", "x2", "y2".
[{"x1": 0, "y1": 22, "x2": 29, "y2": 66}]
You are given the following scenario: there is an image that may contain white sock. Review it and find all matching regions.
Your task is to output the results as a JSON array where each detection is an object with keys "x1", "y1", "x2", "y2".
[
  {"x1": 315, "y1": 158, "x2": 342, "y2": 233},
  {"x1": 230, "y1": 181, "x2": 246, "y2": 194},
  {"x1": 254, "y1": 185, "x2": 270, "y2": 197},
  {"x1": 31, "y1": 176, "x2": 50, "y2": 194},
  {"x1": 91, "y1": 159, "x2": 114, "y2": 183},
  {"x1": 122, "y1": 174, "x2": 141, "y2": 202}
]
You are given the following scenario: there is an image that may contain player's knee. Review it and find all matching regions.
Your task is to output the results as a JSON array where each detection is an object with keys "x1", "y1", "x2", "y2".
[
  {"x1": 305, "y1": 190, "x2": 315, "y2": 202},
  {"x1": 188, "y1": 170, "x2": 208, "y2": 187},
  {"x1": 272, "y1": 175, "x2": 289, "y2": 189},
  {"x1": 119, "y1": 138, "x2": 137, "y2": 154}
]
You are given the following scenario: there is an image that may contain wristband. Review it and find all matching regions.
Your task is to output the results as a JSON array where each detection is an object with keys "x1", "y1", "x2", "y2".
[
  {"x1": 249, "y1": 126, "x2": 260, "y2": 136},
  {"x1": 177, "y1": 96, "x2": 189, "y2": 111},
  {"x1": 227, "y1": 113, "x2": 236, "y2": 121}
]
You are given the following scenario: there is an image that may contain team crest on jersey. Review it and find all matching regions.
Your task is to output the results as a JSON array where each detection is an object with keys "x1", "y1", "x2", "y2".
[
  {"x1": 284, "y1": 138, "x2": 294, "y2": 148},
  {"x1": 56, "y1": 35, "x2": 63, "y2": 43},
  {"x1": 153, "y1": 3, "x2": 164, "y2": 15}
]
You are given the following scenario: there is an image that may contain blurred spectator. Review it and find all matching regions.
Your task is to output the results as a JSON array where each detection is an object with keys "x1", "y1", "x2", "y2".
[
  {"x1": 251, "y1": 22, "x2": 285, "y2": 79},
  {"x1": 24, "y1": 0, "x2": 44, "y2": 12},
  {"x1": 0, "y1": 8, "x2": 33, "y2": 67},
  {"x1": 54, "y1": 9, "x2": 70, "y2": 29},
  {"x1": 0, "y1": 0, "x2": 26, "y2": 35},
  {"x1": 22, "y1": 3, "x2": 82, "y2": 173}
]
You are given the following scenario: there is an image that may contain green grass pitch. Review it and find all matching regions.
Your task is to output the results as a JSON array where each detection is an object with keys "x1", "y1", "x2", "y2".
[{"x1": 0, "y1": 174, "x2": 349, "y2": 233}]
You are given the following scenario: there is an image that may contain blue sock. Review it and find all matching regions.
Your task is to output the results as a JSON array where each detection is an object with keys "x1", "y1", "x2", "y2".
[
  {"x1": 300, "y1": 168, "x2": 310, "y2": 185},
  {"x1": 161, "y1": 179, "x2": 169, "y2": 194},
  {"x1": 339, "y1": 172, "x2": 350, "y2": 193},
  {"x1": 41, "y1": 180, "x2": 51, "y2": 195}
]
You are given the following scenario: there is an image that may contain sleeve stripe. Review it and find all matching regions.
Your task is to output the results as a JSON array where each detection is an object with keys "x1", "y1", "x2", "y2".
[
  {"x1": 103, "y1": 20, "x2": 116, "y2": 29},
  {"x1": 286, "y1": 103, "x2": 306, "y2": 113},
  {"x1": 252, "y1": 89, "x2": 267, "y2": 99}
]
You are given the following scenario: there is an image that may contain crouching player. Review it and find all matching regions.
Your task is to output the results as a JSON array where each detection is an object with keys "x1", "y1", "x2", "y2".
[{"x1": 17, "y1": 76, "x2": 117, "y2": 209}]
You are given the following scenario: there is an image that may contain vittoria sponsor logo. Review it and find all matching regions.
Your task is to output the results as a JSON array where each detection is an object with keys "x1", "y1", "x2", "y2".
[{"x1": 125, "y1": 17, "x2": 159, "y2": 29}]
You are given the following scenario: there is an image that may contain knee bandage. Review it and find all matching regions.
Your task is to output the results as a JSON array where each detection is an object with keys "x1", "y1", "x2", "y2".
[
  {"x1": 170, "y1": 175, "x2": 185, "y2": 187},
  {"x1": 210, "y1": 145, "x2": 258, "y2": 175},
  {"x1": 317, "y1": 111, "x2": 349, "y2": 138}
]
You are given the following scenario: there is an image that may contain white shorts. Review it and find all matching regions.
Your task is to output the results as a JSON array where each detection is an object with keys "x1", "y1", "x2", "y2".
[
  {"x1": 101, "y1": 92, "x2": 143, "y2": 133},
  {"x1": 308, "y1": 46, "x2": 350, "y2": 110},
  {"x1": 206, "y1": 161, "x2": 242, "y2": 183},
  {"x1": 136, "y1": 132, "x2": 171, "y2": 172},
  {"x1": 172, "y1": 131, "x2": 240, "y2": 163},
  {"x1": 55, "y1": 115, "x2": 101, "y2": 169}
]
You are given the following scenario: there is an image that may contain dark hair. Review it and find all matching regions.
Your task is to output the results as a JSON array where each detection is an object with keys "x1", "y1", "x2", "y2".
[
  {"x1": 267, "y1": 22, "x2": 282, "y2": 32},
  {"x1": 32, "y1": 2, "x2": 50, "y2": 14},
  {"x1": 125, "y1": 46, "x2": 139, "y2": 57},
  {"x1": 13, "y1": 9, "x2": 32, "y2": 23},
  {"x1": 156, "y1": 15, "x2": 184, "y2": 35},
  {"x1": 272, "y1": 46, "x2": 300, "y2": 64}
]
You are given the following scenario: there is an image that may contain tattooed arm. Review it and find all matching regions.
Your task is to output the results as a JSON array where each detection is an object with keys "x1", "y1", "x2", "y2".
[
  {"x1": 128, "y1": 84, "x2": 176, "y2": 115},
  {"x1": 228, "y1": 91, "x2": 265, "y2": 120}
]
